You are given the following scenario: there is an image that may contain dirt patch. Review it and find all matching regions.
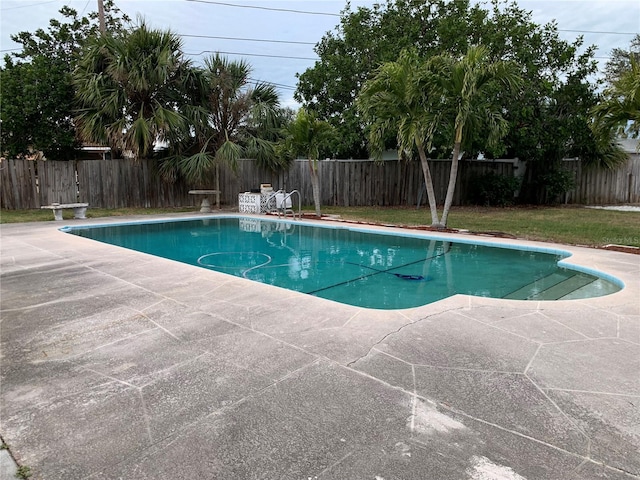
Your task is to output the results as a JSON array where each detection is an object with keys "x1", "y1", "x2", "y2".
[
  {"x1": 598, "y1": 244, "x2": 640, "y2": 255},
  {"x1": 296, "y1": 213, "x2": 640, "y2": 254}
]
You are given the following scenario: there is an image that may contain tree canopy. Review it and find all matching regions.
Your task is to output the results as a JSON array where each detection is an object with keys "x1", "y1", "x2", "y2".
[
  {"x1": 296, "y1": 0, "x2": 626, "y2": 202},
  {"x1": 161, "y1": 54, "x2": 289, "y2": 185},
  {"x1": 301, "y1": 6, "x2": 591, "y2": 149},
  {"x1": 358, "y1": 46, "x2": 520, "y2": 227},
  {"x1": 592, "y1": 57, "x2": 640, "y2": 143},
  {"x1": 604, "y1": 34, "x2": 640, "y2": 87},
  {"x1": 74, "y1": 21, "x2": 191, "y2": 160},
  {"x1": 0, "y1": 1, "x2": 129, "y2": 160},
  {"x1": 592, "y1": 34, "x2": 640, "y2": 145}
]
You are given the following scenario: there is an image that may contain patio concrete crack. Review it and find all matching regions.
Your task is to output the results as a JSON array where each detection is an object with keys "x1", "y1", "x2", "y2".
[
  {"x1": 347, "y1": 364, "x2": 640, "y2": 478},
  {"x1": 315, "y1": 450, "x2": 354, "y2": 478},
  {"x1": 345, "y1": 307, "x2": 465, "y2": 368},
  {"x1": 524, "y1": 343, "x2": 542, "y2": 374},
  {"x1": 137, "y1": 389, "x2": 154, "y2": 445},
  {"x1": 80, "y1": 368, "x2": 139, "y2": 389},
  {"x1": 585, "y1": 459, "x2": 640, "y2": 479}
]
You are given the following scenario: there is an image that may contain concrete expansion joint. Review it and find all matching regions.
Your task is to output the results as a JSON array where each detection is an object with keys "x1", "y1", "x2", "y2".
[
  {"x1": 432, "y1": 398, "x2": 638, "y2": 479},
  {"x1": 0, "y1": 436, "x2": 20, "y2": 478},
  {"x1": 584, "y1": 457, "x2": 640, "y2": 479},
  {"x1": 523, "y1": 372, "x2": 594, "y2": 452}
]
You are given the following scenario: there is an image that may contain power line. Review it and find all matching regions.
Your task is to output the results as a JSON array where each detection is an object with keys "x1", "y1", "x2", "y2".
[
  {"x1": 184, "y1": 0, "x2": 340, "y2": 17},
  {"x1": 182, "y1": 2, "x2": 636, "y2": 34},
  {"x1": 79, "y1": 0, "x2": 91, "y2": 16},
  {"x1": 179, "y1": 33, "x2": 315, "y2": 46},
  {"x1": 558, "y1": 29, "x2": 638, "y2": 36},
  {"x1": 185, "y1": 49, "x2": 317, "y2": 61},
  {"x1": 0, "y1": 0, "x2": 58, "y2": 11},
  {"x1": 247, "y1": 77, "x2": 296, "y2": 91}
]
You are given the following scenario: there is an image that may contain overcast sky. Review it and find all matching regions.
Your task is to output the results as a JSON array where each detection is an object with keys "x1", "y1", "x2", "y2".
[{"x1": 1, "y1": 0, "x2": 639, "y2": 107}]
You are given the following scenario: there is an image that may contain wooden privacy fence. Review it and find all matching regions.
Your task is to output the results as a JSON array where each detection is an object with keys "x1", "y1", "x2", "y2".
[
  {"x1": 563, "y1": 155, "x2": 640, "y2": 204},
  {"x1": 0, "y1": 157, "x2": 516, "y2": 210},
  {"x1": 1, "y1": 155, "x2": 637, "y2": 209}
]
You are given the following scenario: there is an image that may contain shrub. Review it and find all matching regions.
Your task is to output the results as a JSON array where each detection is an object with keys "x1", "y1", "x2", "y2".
[
  {"x1": 470, "y1": 172, "x2": 521, "y2": 206},
  {"x1": 537, "y1": 168, "x2": 576, "y2": 204}
]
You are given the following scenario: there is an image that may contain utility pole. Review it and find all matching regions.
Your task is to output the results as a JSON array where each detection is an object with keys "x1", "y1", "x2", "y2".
[{"x1": 97, "y1": 0, "x2": 106, "y2": 34}]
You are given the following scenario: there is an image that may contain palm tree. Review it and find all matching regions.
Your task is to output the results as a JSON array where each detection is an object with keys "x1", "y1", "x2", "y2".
[
  {"x1": 358, "y1": 46, "x2": 520, "y2": 228},
  {"x1": 592, "y1": 56, "x2": 640, "y2": 146},
  {"x1": 165, "y1": 54, "x2": 288, "y2": 191},
  {"x1": 426, "y1": 45, "x2": 521, "y2": 226},
  {"x1": 74, "y1": 21, "x2": 190, "y2": 159},
  {"x1": 357, "y1": 48, "x2": 443, "y2": 226},
  {"x1": 280, "y1": 108, "x2": 334, "y2": 217}
]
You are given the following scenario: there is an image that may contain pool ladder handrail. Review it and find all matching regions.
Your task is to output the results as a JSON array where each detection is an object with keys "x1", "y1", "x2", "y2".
[{"x1": 268, "y1": 189, "x2": 301, "y2": 220}]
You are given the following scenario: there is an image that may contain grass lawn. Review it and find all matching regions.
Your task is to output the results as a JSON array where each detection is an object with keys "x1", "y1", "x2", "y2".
[
  {"x1": 2, "y1": 204, "x2": 638, "y2": 248},
  {"x1": 320, "y1": 205, "x2": 640, "y2": 248},
  {"x1": 0, "y1": 206, "x2": 196, "y2": 224}
]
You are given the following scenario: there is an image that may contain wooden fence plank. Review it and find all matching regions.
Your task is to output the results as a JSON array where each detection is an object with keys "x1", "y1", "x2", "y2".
[
  {"x1": 564, "y1": 156, "x2": 639, "y2": 204},
  {"x1": 2, "y1": 161, "x2": 16, "y2": 209}
]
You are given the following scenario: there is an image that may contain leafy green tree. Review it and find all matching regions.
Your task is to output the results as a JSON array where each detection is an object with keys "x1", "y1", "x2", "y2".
[
  {"x1": 0, "y1": 55, "x2": 76, "y2": 159},
  {"x1": 74, "y1": 22, "x2": 191, "y2": 160},
  {"x1": 164, "y1": 54, "x2": 288, "y2": 187},
  {"x1": 604, "y1": 34, "x2": 640, "y2": 87},
  {"x1": 280, "y1": 109, "x2": 334, "y2": 217},
  {"x1": 298, "y1": 0, "x2": 608, "y2": 204},
  {"x1": 0, "y1": 2, "x2": 128, "y2": 159},
  {"x1": 358, "y1": 47, "x2": 520, "y2": 227},
  {"x1": 297, "y1": 0, "x2": 478, "y2": 158}
]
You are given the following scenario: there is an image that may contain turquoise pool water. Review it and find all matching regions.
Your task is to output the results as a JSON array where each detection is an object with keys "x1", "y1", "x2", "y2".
[{"x1": 63, "y1": 216, "x2": 621, "y2": 310}]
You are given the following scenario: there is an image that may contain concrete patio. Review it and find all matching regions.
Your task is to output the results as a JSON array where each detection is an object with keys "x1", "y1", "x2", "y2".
[{"x1": 1, "y1": 214, "x2": 638, "y2": 480}]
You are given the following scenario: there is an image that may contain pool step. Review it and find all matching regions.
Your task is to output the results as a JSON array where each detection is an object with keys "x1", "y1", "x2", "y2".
[
  {"x1": 532, "y1": 273, "x2": 596, "y2": 300},
  {"x1": 503, "y1": 273, "x2": 568, "y2": 300},
  {"x1": 504, "y1": 272, "x2": 597, "y2": 300},
  {"x1": 560, "y1": 278, "x2": 621, "y2": 300}
]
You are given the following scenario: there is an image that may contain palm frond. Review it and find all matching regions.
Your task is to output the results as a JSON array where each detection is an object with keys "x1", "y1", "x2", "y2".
[
  {"x1": 281, "y1": 108, "x2": 334, "y2": 161},
  {"x1": 215, "y1": 139, "x2": 242, "y2": 171},
  {"x1": 74, "y1": 21, "x2": 190, "y2": 159},
  {"x1": 157, "y1": 154, "x2": 181, "y2": 183},
  {"x1": 178, "y1": 151, "x2": 216, "y2": 183},
  {"x1": 246, "y1": 136, "x2": 288, "y2": 171}
]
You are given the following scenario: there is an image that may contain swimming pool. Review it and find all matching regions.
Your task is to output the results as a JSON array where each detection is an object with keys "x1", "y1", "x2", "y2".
[{"x1": 63, "y1": 216, "x2": 622, "y2": 310}]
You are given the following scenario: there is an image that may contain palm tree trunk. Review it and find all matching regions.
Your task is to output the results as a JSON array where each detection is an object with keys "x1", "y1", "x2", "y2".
[
  {"x1": 441, "y1": 125, "x2": 463, "y2": 227},
  {"x1": 417, "y1": 143, "x2": 441, "y2": 227},
  {"x1": 309, "y1": 159, "x2": 321, "y2": 217},
  {"x1": 215, "y1": 164, "x2": 220, "y2": 210}
]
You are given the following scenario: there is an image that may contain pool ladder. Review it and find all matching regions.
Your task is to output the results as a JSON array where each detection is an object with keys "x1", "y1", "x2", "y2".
[{"x1": 268, "y1": 190, "x2": 301, "y2": 220}]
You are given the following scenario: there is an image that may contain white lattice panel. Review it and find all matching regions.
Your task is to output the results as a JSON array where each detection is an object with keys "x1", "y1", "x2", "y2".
[
  {"x1": 260, "y1": 194, "x2": 273, "y2": 213},
  {"x1": 238, "y1": 193, "x2": 261, "y2": 213}
]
